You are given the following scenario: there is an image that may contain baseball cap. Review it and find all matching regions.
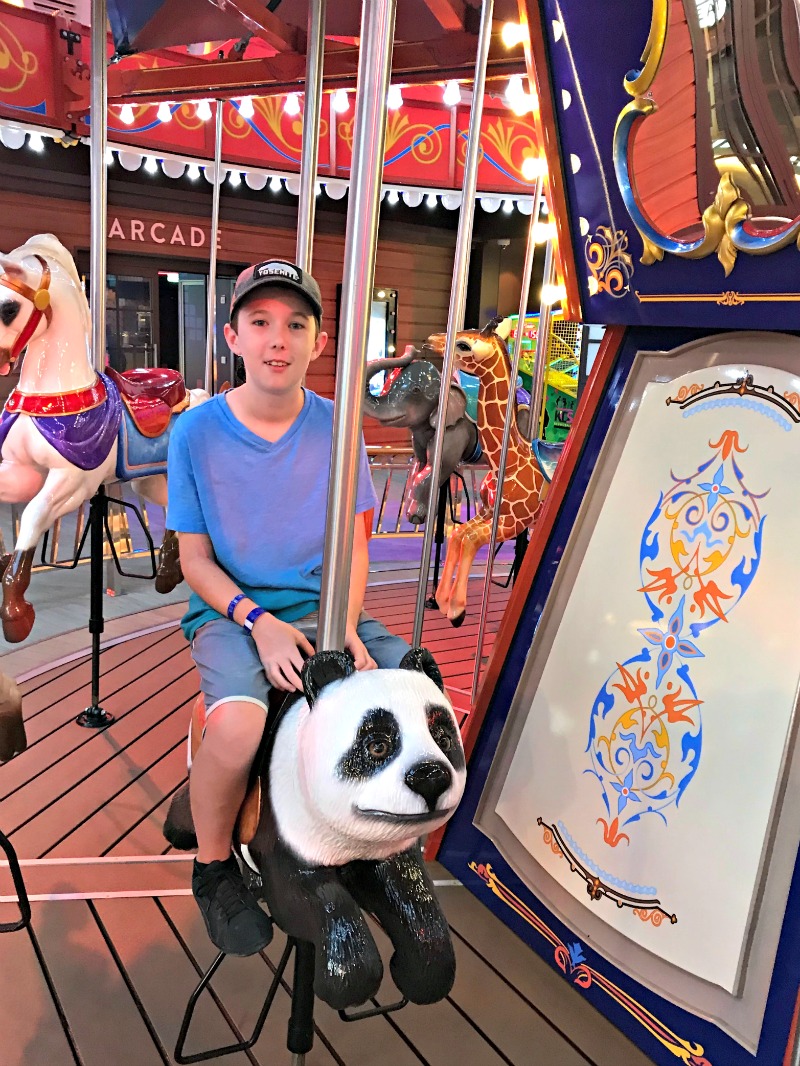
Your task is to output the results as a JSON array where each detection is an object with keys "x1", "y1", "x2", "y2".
[{"x1": 230, "y1": 260, "x2": 323, "y2": 324}]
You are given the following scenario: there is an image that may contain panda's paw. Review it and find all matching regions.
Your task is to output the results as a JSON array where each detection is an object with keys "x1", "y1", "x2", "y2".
[
  {"x1": 389, "y1": 942, "x2": 456, "y2": 1005},
  {"x1": 314, "y1": 937, "x2": 383, "y2": 1011}
]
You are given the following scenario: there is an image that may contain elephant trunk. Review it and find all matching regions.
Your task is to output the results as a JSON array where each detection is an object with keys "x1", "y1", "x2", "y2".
[{"x1": 364, "y1": 348, "x2": 416, "y2": 382}]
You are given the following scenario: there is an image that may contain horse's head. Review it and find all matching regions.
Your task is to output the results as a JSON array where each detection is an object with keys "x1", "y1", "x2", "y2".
[
  {"x1": 422, "y1": 316, "x2": 514, "y2": 378},
  {"x1": 0, "y1": 234, "x2": 89, "y2": 375}
]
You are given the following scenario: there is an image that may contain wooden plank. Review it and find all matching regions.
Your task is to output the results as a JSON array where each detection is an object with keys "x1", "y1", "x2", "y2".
[
  {"x1": 104, "y1": 777, "x2": 188, "y2": 858},
  {"x1": 260, "y1": 932, "x2": 426, "y2": 1066},
  {"x1": 57, "y1": 745, "x2": 189, "y2": 859},
  {"x1": 17, "y1": 628, "x2": 180, "y2": 714},
  {"x1": 15, "y1": 626, "x2": 176, "y2": 696},
  {"x1": 16, "y1": 653, "x2": 90, "y2": 696},
  {"x1": 9, "y1": 632, "x2": 188, "y2": 766},
  {"x1": 160, "y1": 895, "x2": 343, "y2": 1066},
  {"x1": 0, "y1": 916, "x2": 79, "y2": 1066},
  {"x1": 93, "y1": 896, "x2": 255, "y2": 1065},
  {"x1": 3, "y1": 669, "x2": 197, "y2": 842},
  {"x1": 0, "y1": 652, "x2": 197, "y2": 810},
  {"x1": 441, "y1": 890, "x2": 591, "y2": 1066},
  {"x1": 439, "y1": 883, "x2": 655, "y2": 1066},
  {"x1": 358, "y1": 914, "x2": 512, "y2": 1065},
  {"x1": 29, "y1": 898, "x2": 168, "y2": 1066}
]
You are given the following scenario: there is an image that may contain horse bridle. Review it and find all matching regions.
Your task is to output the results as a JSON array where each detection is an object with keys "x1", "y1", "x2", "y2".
[{"x1": 0, "y1": 254, "x2": 53, "y2": 365}]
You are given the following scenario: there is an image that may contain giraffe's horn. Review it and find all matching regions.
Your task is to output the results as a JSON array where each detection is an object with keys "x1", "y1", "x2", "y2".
[
  {"x1": 480, "y1": 315, "x2": 504, "y2": 337},
  {"x1": 494, "y1": 317, "x2": 514, "y2": 341}
]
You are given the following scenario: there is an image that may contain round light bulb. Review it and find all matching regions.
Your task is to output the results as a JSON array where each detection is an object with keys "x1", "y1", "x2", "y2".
[
  {"x1": 387, "y1": 84, "x2": 403, "y2": 110},
  {"x1": 119, "y1": 104, "x2": 135, "y2": 126},
  {"x1": 157, "y1": 102, "x2": 172, "y2": 123},
  {"x1": 238, "y1": 96, "x2": 255, "y2": 119},
  {"x1": 270, "y1": 175, "x2": 283, "y2": 192},
  {"x1": 228, "y1": 170, "x2": 242, "y2": 187},
  {"x1": 426, "y1": 193, "x2": 437, "y2": 208},
  {"x1": 28, "y1": 131, "x2": 44, "y2": 152},
  {"x1": 387, "y1": 189, "x2": 400, "y2": 205},
  {"x1": 501, "y1": 22, "x2": 527, "y2": 48},
  {"x1": 284, "y1": 93, "x2": 301, "y2": 116},
  {"x1": 144, "y1": 155, "x2": 158, "y2": 174},
  {"x1": 521, "y1": 155, "x2": 547, "y2": 181},
  {"x1": 196, "y1": 99, "x2": 213, "y2": 121},
  {"x1": 443, "y1": 80, "x2": 461, "y2": 107},
  {"x1": 186, "y1": 163, "x2": 201, "y2": 180},
  {"x1": 332, "y1": 89, "x2": 349, "y2": 113}
]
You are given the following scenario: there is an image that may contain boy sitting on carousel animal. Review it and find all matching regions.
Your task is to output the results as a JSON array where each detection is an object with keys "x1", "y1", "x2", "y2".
[{"x1": 167, "y1": 260, "x2": 410, "y2": 956}]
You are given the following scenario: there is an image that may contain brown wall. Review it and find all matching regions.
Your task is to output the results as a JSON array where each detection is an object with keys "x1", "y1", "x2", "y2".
[{"x1": 1, "y1": 188, "x2": 457, "y2": 447}]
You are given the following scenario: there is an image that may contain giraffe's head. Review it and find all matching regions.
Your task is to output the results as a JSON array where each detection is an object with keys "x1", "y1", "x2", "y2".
[{"x1": 422, "y1": 317, "x2": 514, "y2": 378}]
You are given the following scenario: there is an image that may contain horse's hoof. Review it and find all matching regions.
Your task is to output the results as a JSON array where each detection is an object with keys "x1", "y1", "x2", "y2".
[
  {"x1": 154, "y1": 530, "x2": 182, "y2": 594},
  {"x1": 1, "y1": 602, "x2": 35, "y2": 644},
  {"x1": 154, "y1": 569, "x2": 182, "y2": 595},
  {"x1": 449, "y1": 611, "x2": 466, "y2": 628}
]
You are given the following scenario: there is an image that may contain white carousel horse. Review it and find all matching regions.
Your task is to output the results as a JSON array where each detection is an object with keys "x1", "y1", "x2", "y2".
[{"x1": 0, "y1": 234, "x2": 208, "y2": 643}]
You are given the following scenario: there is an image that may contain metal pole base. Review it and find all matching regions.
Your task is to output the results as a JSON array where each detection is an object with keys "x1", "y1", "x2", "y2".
[
  {"x1": 0, "y1": 829, "x2": 31, "y2": 932},
  {"x1": 76, "y1": 706, "x2": 115, "y2": 729}
]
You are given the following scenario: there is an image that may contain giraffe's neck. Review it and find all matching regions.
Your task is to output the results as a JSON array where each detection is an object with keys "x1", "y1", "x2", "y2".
[{"x1": 474, "y1": 350, "x2": 524, "y2": 468}]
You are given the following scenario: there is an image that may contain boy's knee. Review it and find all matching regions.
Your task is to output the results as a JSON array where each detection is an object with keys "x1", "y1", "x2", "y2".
[{"x1": 202, "y1": 698, "x2": 266, "y2": 758}]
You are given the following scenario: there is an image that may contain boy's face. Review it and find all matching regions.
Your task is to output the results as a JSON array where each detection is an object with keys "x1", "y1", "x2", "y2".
[{"x1": 223, "y1": 287, "x2": 327, "y2": 401}]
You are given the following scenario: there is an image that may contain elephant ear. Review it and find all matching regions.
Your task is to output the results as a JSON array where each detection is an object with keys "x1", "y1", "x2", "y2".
[
  {"x1": 430, "y1": 383, "x2": 468, "y2": 428},
  {"x1": 399, "y1": 647, "x2": 445, "y2": 693},
  {"x1": 302, "y1": 650, "x2": 356, "y2": 707}
]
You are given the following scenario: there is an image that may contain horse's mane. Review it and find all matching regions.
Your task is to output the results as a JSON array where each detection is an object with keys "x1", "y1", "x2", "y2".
[{"x1": 15, "y1": 233, "x2": 91, "y2": 331}]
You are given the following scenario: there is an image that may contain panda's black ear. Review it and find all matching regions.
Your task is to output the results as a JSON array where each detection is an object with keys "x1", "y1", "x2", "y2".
[
  {"x1": 399, "y1": 647, "x2": 445, "y2": 692},
  {"x1": 302, "y1": 650, "x2": 356, "y2": 707}
]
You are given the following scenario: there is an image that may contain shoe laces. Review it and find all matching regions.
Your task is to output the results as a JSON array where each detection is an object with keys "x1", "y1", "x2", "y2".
[{"x1": 206, "y1": 864, "x2": 255, "y2": 921}]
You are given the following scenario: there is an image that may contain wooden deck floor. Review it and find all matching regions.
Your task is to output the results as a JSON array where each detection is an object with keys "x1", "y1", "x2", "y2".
[{"x1": 0, "y1": 578, "x2": 654, "y2": 1066}]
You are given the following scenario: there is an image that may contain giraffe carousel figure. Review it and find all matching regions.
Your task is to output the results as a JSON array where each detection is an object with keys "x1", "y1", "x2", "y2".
[
  {"x1": 427, "y1": 316, "x2": 551, "y2": 626},
  {"x1": 0, "y1": 234, "x2": 208, "y2": 643}
]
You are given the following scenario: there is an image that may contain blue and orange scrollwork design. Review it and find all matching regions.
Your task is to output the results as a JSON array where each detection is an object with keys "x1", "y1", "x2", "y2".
[
  {"x1": 613, "y1": 1, "x2": 800, "y2": 275},
  {"x1": 587, "y1": 428, "x2": 767, "y2": 851},
  {"x1": 468, "y1": 862, "x2": 712, "y2": 1065},
  {"x1": 586, "y1": 226, "x2": 634, "y2": 297}
]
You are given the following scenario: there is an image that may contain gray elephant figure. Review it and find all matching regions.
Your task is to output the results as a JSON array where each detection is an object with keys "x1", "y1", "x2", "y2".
[{"x1": 364, "y1": 345, "x2": 482, "y2": 524}]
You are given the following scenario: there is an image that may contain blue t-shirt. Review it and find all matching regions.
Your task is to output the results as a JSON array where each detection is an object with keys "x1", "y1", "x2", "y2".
[{"x1": 166, "y1": 390, "x2": 378, "y2": 641}]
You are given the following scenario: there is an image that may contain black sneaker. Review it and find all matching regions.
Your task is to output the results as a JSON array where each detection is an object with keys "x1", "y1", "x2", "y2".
[{"x1": 192, "y1": 855, "x2": 273, "y2": 956}]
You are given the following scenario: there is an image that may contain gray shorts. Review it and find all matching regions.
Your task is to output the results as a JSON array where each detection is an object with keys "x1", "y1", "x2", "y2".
[{"x1": 191, "y1": 610, "x2": 411, "y2": 715}]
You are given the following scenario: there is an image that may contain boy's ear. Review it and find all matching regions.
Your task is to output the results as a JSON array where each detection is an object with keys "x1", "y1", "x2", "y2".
[
  {"x1": 310, "y1": 329, "x2": 328, "y2": 362},
  {"x1": 223, "y1": 321, "x2": 238, "y2": 352}
]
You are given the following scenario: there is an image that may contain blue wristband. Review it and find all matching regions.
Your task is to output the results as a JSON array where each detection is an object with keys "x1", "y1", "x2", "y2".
[
  {"x1": 227, "y1": 593, "x2": 246, "y2": 620},
  {"x1": 243, "y1": 606, "x2": 267, "y2": 632}
]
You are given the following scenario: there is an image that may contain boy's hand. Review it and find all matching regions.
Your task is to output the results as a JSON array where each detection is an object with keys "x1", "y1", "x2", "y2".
[
  {"x1": 251, "y1": 614, "x2": 314, "y2": 692},
  {"x1": 345, "y1": 624, "x2": 377, "y2": 672}
]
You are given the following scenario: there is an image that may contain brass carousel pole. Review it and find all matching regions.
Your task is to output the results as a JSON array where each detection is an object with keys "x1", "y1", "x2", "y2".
[{"x1": 411, "y1": 0, "x2": 495, "y2": 649}]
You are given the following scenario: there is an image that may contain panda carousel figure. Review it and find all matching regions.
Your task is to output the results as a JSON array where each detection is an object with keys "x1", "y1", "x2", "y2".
[{"x1": 165, "y1": 645, "x2": 467, "y2": 1062}]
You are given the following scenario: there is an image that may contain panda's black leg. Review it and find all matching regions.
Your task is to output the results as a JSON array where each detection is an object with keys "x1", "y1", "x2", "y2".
[
  {"x1": 341, "y1": 845, "x2": 456, "y2": 1005},
  {"x1": 257, "y1": 845, "x2": 383, "y2": 1011}
]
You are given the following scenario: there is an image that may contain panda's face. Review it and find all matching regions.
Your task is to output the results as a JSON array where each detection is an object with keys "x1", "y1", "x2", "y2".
[{"x1": 296, "y1": 669, "x2": 466, "y2": 847}]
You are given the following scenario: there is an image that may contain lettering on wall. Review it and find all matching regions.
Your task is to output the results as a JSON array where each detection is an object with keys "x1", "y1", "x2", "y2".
[{"x1": 107, "y1": 217, "x2": 222, "y2": 251}]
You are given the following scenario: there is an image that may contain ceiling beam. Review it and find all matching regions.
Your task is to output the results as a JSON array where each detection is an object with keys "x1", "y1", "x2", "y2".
[
  {"x1": 419, "y1": 0, "x2": 466, "y2": 32},
  {"x1": 105, "y1": 32, "x2": 524, "y2": 106},
  {"x1": 207, "y1": 0, "x2": 304, "y2": 53}
]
